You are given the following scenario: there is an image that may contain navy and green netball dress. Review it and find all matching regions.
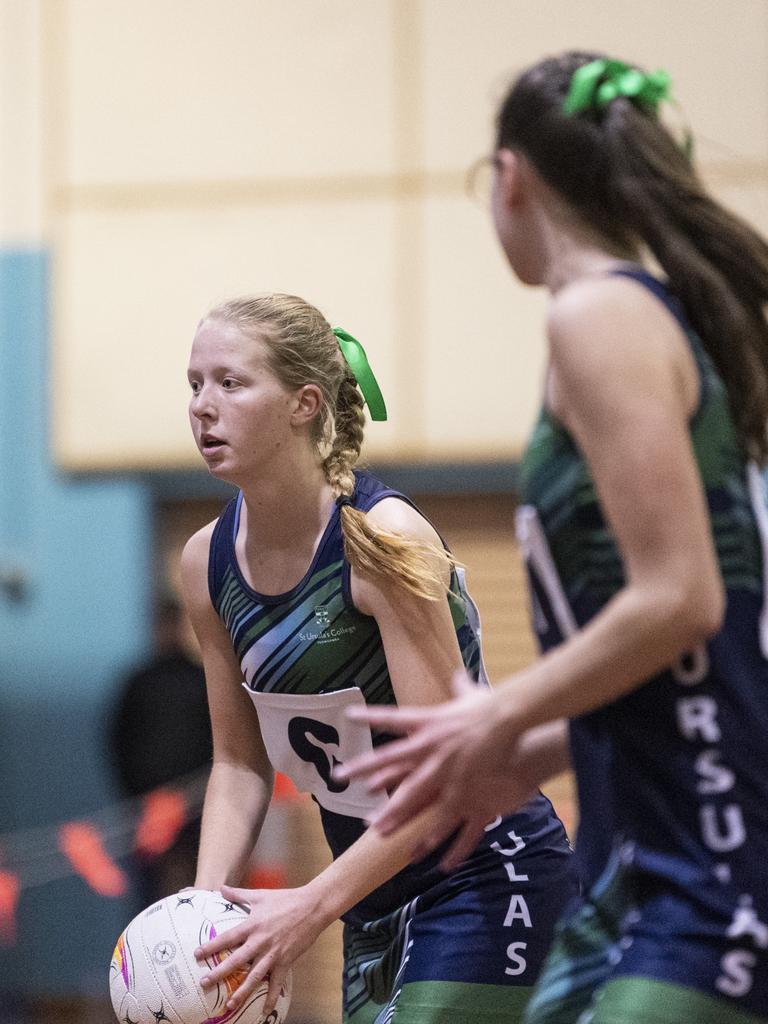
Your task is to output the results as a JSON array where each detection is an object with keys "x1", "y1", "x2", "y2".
[
  {"x1": 208, "y1": 470, "x2": 578, "y2": 1024},
  {"x1": 518, "y1": 268, "x2": 768, "y2": 1024}
]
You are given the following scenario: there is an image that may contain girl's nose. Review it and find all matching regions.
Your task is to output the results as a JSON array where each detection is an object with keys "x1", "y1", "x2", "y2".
[{"x1": 191, "y1": 386, "x2": 215, "y2": 420}]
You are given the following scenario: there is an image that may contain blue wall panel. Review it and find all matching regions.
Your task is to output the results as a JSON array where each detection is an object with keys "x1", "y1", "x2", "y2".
[{"x1": 0, "y1": 250, "x2": 152, "y2": 995}]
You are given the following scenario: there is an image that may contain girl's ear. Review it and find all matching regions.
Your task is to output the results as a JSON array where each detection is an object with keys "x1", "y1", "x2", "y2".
[
  {"x1": 496, "y1": 148, "x2": 524, "y2": 209},
  {"x1": 290, "y1": 383, "x2": 323, "y2": 426}
]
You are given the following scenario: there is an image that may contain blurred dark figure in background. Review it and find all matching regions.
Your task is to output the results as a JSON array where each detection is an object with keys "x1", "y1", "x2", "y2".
[{"x1": 109, "y1": 595, "x2": 212, "y2": 905}]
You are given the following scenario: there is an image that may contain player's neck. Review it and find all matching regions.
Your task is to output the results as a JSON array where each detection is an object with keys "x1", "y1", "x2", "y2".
[
  {"x1": 239, "y1": 459, "x2": 334, "y2": 552},
  {"x1": 536, "y1": 205, "x2": 638, "y2": 293}
]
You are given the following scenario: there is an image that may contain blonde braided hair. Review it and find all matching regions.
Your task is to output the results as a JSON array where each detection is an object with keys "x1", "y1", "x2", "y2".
[{"x1": 204, "y1": 293, "x2": 452, "y2": 599}]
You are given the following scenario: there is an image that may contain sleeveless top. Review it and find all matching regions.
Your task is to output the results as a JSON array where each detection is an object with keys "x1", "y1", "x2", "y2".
[
  {"x1": 209, "y1": 469, "x2": 560, "y2": 922},
  {"x1": 517, "y1": 267, "x2": 768, "y2": 918}
]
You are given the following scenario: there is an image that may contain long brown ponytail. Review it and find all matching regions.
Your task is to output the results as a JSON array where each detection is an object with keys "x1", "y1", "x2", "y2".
[
  {"x1": 497, "y1": 51, "x2": 768, "y2": 460},
  {"x1": 204, "y1": 294, "x2": 452, "y2": 599}
]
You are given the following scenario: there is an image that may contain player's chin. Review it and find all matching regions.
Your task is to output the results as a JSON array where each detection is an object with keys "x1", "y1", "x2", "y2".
[{"x1": 203, "y1": 455, "x2": 238, "y2": 483}]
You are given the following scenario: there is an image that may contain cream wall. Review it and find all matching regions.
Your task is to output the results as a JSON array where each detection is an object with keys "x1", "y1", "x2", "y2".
[
  {"x1": 0, "y1": 1, "x2": 43, "y2": 244},
  {"x1": 45, "y1": 0, "x2": 768, "y2": 470}
]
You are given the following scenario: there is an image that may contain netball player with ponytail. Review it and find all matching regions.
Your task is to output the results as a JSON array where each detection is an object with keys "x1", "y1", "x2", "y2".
[
  {"x1": 341, "y1": 53, "x2": 768, "y2": 1023},
  {"x1": 179, "y1": 294, "x2": 577, "y2": 1024}
]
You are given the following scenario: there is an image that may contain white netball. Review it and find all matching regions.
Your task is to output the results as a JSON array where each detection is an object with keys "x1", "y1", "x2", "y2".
[{"x1": 109, "y1": 889, "x2": 292, "y2": 1024}]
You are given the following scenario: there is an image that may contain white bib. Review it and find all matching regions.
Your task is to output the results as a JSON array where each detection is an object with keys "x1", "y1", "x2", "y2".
[{"x1": 244, "y1": 685, "x2": 388, "y2": 819}]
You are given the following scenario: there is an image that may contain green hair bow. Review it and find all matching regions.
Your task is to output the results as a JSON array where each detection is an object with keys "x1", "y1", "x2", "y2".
[
  {"x1": 563, "y1": 59, "x2": 671, "y2": 116},
  {"x1": 332, "y1": 328, "x2": 388, "y2": 421}
]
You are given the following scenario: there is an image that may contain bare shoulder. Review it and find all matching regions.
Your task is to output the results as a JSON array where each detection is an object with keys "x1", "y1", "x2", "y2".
[
  {"x1": 352, "y1": 497, "x2": 449, "y2": 617},
  {"x1": 365, "y1": 496, "x2": 442, "y2": 547},
  {"x1": 546, "y1": 273, "x2": 697, "y2": 417},
  {"x1": 547, "y1": 273, "x2": 688, "y2": 361},
  {"x1": 180, "y1": 519, "x2": 218, "y2": 613}
]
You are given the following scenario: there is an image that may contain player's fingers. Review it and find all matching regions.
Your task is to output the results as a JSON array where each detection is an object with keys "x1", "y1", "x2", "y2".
[
  {"x1": 409, "y1": 819, "x2": 456, "y2": 862},
  {"x1": 199, "y1": 937, "x2": 257, "y2": 983},
  {"x1": 198, "y1": 940, "x2": 253, "y2": 986},
  {"x1": 263, "y1": 965, "x2": 289, "y2": 1015},
  {"x1": 227, "y1": 954, "x2": 273, "y2": 1010},
  {"x1": 405, "y1": 778, "x2": 472, "y2": 862},
  {"x1": 361, "y1": 760, "x2": 417, "y2": 795},
  {"x1": 335, "y1": 731, "x2": 435, "y2": 782},
  {"x1": 371, "y1": 784, "x2": 436, "y2": 835},
  {"x1": 451, "y1": 669, "x2": 477, "y2": 697},
  {"x1": 195, "y1": 921, "x2": 248, "y2": 961},
  {"x1": 346, "y1": 704, "x2": 431, "y2": 733},
  {"x1": 370, "y1": 758, "x2": 444, "y2": 834},
  {"x1": 219, "y1": 884, "x2": 254, "y2": 910},
  {"x1": 439, "y1": 817, "x2": 486, "y2": 872}
]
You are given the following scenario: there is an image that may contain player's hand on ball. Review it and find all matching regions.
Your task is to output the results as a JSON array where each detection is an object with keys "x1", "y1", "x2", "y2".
[{"x1": 195, "y1": 884, "x2": 323, "y2": 1014}]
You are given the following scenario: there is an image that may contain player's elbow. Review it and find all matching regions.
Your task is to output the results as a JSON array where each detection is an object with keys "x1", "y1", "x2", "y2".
[
  {"x1": 667, "y1": 571, "x2": 725, "y2": 650},
  {"x1": 699, "y1": 581, "x2": 726, "y2": 639}
]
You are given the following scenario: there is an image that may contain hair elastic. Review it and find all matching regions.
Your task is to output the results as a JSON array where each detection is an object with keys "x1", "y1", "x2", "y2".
[
  {"x1": 335, "y1": 494, "x2": 353, "y2": 509},
  {"x1": 332, "y1": 328, "x2": 388, "y2": 421},
  {"x1": 563, "y1": 58, "x2": 693, "y2": 159},
  {"x1": 563, "y1": 59, "x2": 671, "y2": 116}
]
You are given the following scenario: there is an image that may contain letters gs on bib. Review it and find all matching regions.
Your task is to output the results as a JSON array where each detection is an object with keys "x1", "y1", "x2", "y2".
[
  {"x1": 244, "y1": 685, "x2": 387, "y2": 818},
  {"x1": 288, "y1": 717, "x2": 350, "y2": 795}
]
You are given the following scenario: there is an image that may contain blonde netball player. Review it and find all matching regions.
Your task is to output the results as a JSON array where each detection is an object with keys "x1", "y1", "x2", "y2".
[{"x1": 180, "y1": 295, "x2": 577, "y2": 1024}]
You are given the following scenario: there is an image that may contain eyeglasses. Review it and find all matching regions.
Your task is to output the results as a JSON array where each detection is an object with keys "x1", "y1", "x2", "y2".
[{"x1": 465, "y1": 153, "x2": 502, "y2": 206}]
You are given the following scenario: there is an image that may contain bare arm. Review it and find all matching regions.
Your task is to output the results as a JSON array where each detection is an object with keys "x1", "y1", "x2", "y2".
[
  {"x1": 489, "y1": 274, "x2": 724, "y2": 732},
  {"x1": 180, "y1": 524, "x2": 275, "y2": 889}
]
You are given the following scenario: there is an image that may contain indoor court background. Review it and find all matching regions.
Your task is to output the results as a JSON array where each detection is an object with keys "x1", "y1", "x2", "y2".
[{"x1": 1, "y1": 1, "x2": 767, "y2": 1021}]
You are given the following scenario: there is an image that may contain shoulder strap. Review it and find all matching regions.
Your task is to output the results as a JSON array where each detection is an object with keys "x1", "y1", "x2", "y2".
[
  {"x1": 207, "y1": 495, "x2": 240, "y2": 608},
  {"x1": 610, "y1": 265, "x2": 712, "y2": 418},
  {"x1": 352, "y1": 470, "x2": 447, "y2": 546},
  {"x1": 610, "y1": 266, "x2": 689, "y2": 333}
]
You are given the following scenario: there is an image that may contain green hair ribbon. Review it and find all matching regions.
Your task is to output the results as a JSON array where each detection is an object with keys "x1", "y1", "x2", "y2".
[
  {"x1": 563, "y1": 59, "x2": 671, "y2": 116},
  {"x1": 332, "y1": 328, "x2": 388, "y2": 421}
]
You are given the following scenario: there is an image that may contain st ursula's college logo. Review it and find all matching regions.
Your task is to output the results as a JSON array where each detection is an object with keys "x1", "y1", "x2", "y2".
[
  {"x1": 297, "y1": 603, "x2": 357, "y2": 644},
  {"x1": 314, "y1": 605, "x2": 331, "y2": 628}
]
